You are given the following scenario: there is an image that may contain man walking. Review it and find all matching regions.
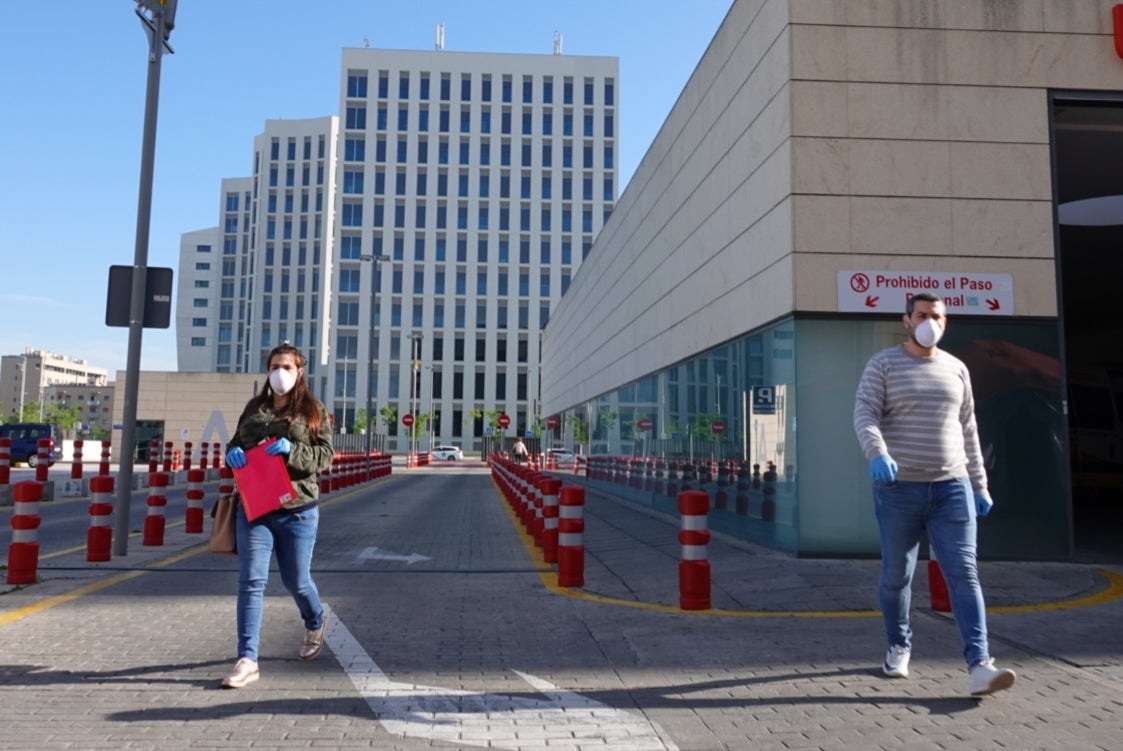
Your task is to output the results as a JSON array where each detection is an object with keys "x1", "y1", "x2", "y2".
[{"x1": 853, "y1": 291, "x2": 1016, "y2": 696}]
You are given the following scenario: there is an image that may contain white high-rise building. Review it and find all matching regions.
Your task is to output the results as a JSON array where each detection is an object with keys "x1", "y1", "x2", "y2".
[
  {"x1": 330, "y1": 48, "x2": 618, "y2": 449},
  {"x1": 177, "y1": 47, "x2": 618, "y2": 453}
]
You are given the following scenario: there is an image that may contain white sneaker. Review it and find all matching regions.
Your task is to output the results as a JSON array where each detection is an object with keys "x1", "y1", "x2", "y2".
[
  {"x1": 968, "y1": 658, "x2": 1016, "y2": 696},
  {"x1": 882, "y1": 645, "x2": 910, "y2": 678},
  {"x1": 221, "y1": 657, "x2": 259, "y2": 689}
]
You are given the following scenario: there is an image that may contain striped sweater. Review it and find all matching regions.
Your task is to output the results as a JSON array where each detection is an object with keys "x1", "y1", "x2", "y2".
[{"x1": 853, "y1": 344, "x2": 987, "y2": 492}]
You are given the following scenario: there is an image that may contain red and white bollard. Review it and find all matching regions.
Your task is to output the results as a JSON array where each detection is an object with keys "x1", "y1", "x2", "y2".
[
  {"x1": 163, "y1": 441, "x2": 173, "y2": 473},
  {"x1": 35, "y1": 438, "x2": 51, "y2": 483},
  {"x1": 71, "y1": 439, "x2": 84, "y2": 481},
  {"x1": 183, "y1": 441, "x2": 193, "y2": 472},
  {"x1": 148, "y1": 440, "x2": 159, "y2": 475},
  {"x1": 143, "y1": 472, "x2": 169, "y2": 546},
  {"x1": 7, "y1": 480, "x2": 42, "y2": 584},
  {"x1": 218, "y1": 465, "x2": 235, "y2": 499},
  {"x1": 185, "y1": 468, "x2": 205, "y2": 534},
  {"x1": 99, "y1": 440, "x2": 111, "y2": 477},
  {"x1": 928, "y1": 558, "x2": 951, "y2": 612},
  {"x1": 200, "y1": 442, "x2": 210, "y2": 471},
  {"x1": 87, "y1": 475, "x2": 114, "y2": 562},
  {"x1": 557, "y1": 485, "x2": 585, "y2": 587},
  {"x1": 541, "y1": 478, "x2": 561, "y2": 564},
  {"x1": 678, "y1": 490, "x2": 711, "y2": 610}
]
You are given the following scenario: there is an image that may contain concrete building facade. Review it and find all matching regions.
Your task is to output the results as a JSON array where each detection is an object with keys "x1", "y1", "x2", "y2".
[
  {"x1": 1, "y1": 349, "x2": 109, "y2": 421},
  {"x1": 544, "y1": 0, "x2": 1123, "y2": 558}
]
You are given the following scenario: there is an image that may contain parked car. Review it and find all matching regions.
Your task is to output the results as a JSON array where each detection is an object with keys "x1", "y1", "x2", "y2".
[
  {"x1": 546, "y1": 447, "x2": 576, "y2": 466},
  {"x1": 431, "y1": 445, "x2": 464, "y2": 461},
  {"x1": 0, "y1": 422, "x2": 62, "y2": 467}
]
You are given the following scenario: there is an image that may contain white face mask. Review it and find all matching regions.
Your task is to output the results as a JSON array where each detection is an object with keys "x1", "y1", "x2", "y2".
[
  {"x1": 912, "y1": 318, "x2": 944, "y2": 348},
  {"x1": 269, "y1": 368, "x2": 297, "y2": 395}
]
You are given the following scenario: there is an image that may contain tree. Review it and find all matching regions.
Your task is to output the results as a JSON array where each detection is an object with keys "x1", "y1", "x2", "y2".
[
  {"x1": 379, "y1": 406, "x2": 398, "y2": 436},
  {"x1": 44, "y1": 404, "x2": 83, "y2": 438},
  {"x1": 354, "y1": 408, "x2": 370, "y2": 434},
  {"x1": 566, "y1": 414, "x2": 589, "y2": 446}
]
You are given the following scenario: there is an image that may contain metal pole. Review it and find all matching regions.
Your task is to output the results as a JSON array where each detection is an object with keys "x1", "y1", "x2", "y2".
[
  {"x1": 18, "y1": 354, "x2": 26, "y2": 419},
  {"x1": 410, "y1": 333, "x2": 421, "y2": 461},
  {"x1": 363, "y1": 255, "x2": 389, "y2": 457},
  {"x1": 115, "y1": 5, "x2": 172, "y2": 556},
  {"x1": 365, "y1": 271, "x2": 376, "y2": 458}
]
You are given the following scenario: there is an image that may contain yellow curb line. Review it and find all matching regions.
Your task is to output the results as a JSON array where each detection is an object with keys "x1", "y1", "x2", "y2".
[{"x1": 490, "y1": 475, "x2": 1123, "y2": 618}]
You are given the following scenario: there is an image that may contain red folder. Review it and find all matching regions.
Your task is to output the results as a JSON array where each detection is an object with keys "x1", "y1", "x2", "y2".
[{"x1": 232, "y1": 438, "x2": 298, "y2": 521}]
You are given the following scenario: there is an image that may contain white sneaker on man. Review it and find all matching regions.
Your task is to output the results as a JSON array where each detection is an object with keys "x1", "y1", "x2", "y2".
[
  {"x1": 882, "y1": 645, "x2": 910, "y2": 678},
  {"x1": 221, "y1": 657, "x2": 259, "y2": 689},
  {"x1": 968, "y1": 658, "x2": 1016, "y2": 696}
]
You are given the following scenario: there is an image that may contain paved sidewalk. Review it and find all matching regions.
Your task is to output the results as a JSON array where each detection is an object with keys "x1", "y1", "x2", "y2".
[{"x1": 1, "y1": 467, "x2": 1121, "y2": 750}]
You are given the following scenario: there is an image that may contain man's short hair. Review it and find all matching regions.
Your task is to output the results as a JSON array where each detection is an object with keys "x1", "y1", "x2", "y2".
[{"x1": 906, "y1": 291, "x2": 942, "y2": 317}]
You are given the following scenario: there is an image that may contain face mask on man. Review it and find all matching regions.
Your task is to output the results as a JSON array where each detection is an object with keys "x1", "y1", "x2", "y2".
[
  {"x1": 269, "y1": 368, "x2": 297, "y2": 395},
  {"x1": 911, "y1": 318, "x2": 944, "y2": 348}
]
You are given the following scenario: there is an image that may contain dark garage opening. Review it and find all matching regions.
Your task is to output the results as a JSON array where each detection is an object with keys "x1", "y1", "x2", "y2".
[{"x1": 1053, "y1": 96, "x2": 1123, "y2": 562}]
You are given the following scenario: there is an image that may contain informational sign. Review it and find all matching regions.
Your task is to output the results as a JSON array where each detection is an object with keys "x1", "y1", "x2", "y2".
[
  {"x1": 497, "y1": 414, "x2": 510, "y2": 428},
  {"x1": 752, "y1": 386, "x2": 777, "y2": 415},
  {"x1": 837, "y1": 270, "x2": 1014, "y2": 316},
  {"x1": 636, "y1": 417, "x2": 654, "y2": 431},
  {"x1": 401, "y1": 414, "x2": 415, "y2": 427}
]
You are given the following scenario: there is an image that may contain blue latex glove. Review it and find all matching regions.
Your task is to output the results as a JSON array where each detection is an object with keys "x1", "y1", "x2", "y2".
[
  {"x1": 974, "y1": 492, "x2": 994, "y2": 517},
  {"x1": 869, "y1": 455, "x2": 898, "y2": 484},
  {"x1": 226, "y1": 447, "x2": 247, "y2": 469},
  {"x1": 266, "y1": 437, "x2": 292, "y2": 456}
]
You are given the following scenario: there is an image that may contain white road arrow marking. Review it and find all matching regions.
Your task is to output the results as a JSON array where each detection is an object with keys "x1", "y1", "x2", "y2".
[
  {"x1": 355, "y1": 546, "x2": 431, "y2": 566},
  {"x1": 323, "y1": 604, "x2": 678, "y2": 751}
]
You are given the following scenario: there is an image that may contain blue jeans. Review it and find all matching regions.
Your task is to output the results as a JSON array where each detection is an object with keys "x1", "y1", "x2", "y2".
[
  {"x1": 873, "y1": 478, "x2": 989, "y2": 667},
  {"x1": 235, "y1": 504, "x2": 324, "y2": 662}
]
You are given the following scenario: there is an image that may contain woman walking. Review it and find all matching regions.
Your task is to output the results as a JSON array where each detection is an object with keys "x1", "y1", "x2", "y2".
[{"x1": 221, "y1": 342, "x2": 334, "y2": 688}]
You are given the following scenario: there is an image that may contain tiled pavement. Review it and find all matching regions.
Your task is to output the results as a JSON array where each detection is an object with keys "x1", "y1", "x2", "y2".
[{"x1": 1, "y1": 464, "x2": 1120, "y2": 750}]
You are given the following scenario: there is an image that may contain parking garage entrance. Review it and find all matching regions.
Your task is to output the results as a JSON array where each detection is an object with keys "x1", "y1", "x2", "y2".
[{"x1": 1053, "y1": 95, "x2": 1123, "y2": 561}]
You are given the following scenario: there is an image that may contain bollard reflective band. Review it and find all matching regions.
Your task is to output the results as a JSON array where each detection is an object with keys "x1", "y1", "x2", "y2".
[
  {"x1": 680, "y1": 515, "x2": 708, "y2": 531},
  {"x1": 681, "y1": 545, "x2": 709, "y2": 561}
]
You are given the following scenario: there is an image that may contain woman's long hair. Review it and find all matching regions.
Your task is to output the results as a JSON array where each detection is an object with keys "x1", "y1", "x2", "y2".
[{"x1": 243, "y1": 342, "x2": 324, "y2": 439}]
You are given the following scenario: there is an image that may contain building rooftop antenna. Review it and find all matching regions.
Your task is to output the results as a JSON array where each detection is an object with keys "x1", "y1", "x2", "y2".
[
  {"x1": 363, "y1": 36, "x2": 370, "y2": 48},
  {"x1": 554, "y1": 30, "x2": 563, "y2": 55},
  {"x1": 435, "y1": 22, "x2": 445, "y2": 51}
]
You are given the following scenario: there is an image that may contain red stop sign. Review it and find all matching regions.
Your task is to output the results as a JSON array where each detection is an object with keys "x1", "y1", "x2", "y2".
[
  {"x1": 546, "y1": 416, "x2": 559, "y2": 429},
  {"x1": 637, "y1": 417, "x2": 654, "y2": 431},
  {"x1": 401, "y1": 413, "x2": 415, "y2": 427},
  {"x1": 497, "y1": 414, "x2": 510, "y2": 428},
  {"x1": 711, "y1": 421, "x2": 726, "y2": 434}
]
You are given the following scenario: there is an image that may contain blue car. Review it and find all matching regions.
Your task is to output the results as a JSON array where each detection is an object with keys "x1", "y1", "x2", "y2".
[{"x1": 0, "y1": 422, "x2": 62, "y2": 467}]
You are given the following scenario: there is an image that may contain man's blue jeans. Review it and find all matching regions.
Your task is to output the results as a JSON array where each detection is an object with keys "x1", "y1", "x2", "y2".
[
  {"x1": 873, "y1": 477, "x2": 990, "y2": 667},
  {"x1": 236, "y1": 504, "x2": 324, "y2": 662}
]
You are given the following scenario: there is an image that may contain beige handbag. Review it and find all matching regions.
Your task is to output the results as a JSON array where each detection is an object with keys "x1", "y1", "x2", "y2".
[{"x1": 208, "y1": 494, "x2": 238, "y2": 554}]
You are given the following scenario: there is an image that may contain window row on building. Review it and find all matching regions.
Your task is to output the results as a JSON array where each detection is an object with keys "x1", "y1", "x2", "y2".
[{"x1": 348, "y1": 70, "x2": 615, "y2": 109}]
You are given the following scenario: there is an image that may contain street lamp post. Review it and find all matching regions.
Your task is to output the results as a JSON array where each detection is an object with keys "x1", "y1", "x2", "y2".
[
  {"x1": 410, "y1": 332, "x2": 422, "y2": 463},
  {"x1": 426, "y1": 365, "x2": 438, "y2": 451},
  {"x1": 361, "y1": 254, "x2": 391, "y2": 459}
]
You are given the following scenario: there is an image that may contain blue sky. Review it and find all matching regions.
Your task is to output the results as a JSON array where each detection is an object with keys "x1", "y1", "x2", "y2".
[{"x1": 0, "y1": 0, "x2": 732, "y2": 377}]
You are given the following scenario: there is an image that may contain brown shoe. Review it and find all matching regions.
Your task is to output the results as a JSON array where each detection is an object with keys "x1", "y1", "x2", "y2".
[{"x1": 299, "y1": 613, "x2": 327, "y2": 661}]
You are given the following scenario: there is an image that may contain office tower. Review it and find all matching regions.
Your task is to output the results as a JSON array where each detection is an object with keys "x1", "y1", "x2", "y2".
[{"x1": 328, "y1": 48, "x2": 618, "y2": 448}]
